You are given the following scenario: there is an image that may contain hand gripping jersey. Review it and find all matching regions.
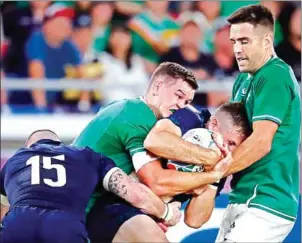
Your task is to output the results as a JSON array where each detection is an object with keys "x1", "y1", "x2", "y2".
[{"x1": 168, "y1": 106, "x2": 226, "y2": 197}]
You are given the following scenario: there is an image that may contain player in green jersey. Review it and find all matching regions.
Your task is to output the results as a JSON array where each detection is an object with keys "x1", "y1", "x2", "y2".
[
  {"x1": 73, "y1": 62, "x2": 232, "y2": 243},
  {"x1": 143, "y1": 5, "x2": 301, "y2": 243},
  {"x1": 214, "y1": 5, "x2": 301, "y2": 242}
]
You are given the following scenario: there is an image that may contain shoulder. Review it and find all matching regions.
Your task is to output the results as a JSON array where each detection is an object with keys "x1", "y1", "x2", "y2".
[
  {"x1": 262, "y1": 57, "x2": 293, "y2": 79},
  {"x1": 168, "y1": 106, "x2": 209, "y2": 135},
  {"x1": 121, "y1": 98, "x2": 156, "y2": 122},
  {"x1": 4, "y1": 147, "x2": 32, "y2": 167},
  {"x1": 257, "y1": 57, "x2": 297, "y2": 86},
  {"x1": 112, "y1": 99, "x2": 157, "y2": 134},
  {"x1": 99, "y1": 98, "x2": 154, "y2": 122},
  {"x1": 61, "y1": 144, "x2": 94, "y2": 162}
]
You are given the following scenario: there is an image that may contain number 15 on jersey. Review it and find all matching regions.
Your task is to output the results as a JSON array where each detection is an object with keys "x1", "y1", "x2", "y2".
[{"x1": 26, "y1": 155, "x2": 66, "y2": 187}]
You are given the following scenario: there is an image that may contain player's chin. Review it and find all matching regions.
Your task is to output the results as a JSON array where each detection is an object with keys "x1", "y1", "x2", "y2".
[{"x1": 238, "y1": 66, "x2": 249, "y2": 73}]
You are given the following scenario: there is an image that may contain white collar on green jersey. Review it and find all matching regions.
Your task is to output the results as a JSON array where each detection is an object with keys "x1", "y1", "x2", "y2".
[{"x1": 140, "y1": 96, "x2": 147, "y2": 104}]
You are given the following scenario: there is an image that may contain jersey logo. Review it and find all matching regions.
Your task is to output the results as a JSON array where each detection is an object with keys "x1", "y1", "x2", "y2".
[
  {"x1": 241, "y1": 88, "x2": 247, "y2": 95},
  {"x1": 193, "y1": 134, "x2": 201, "y2": 142},
  {"x1": 230, "y1": 222, "x2": 235, "y2": 228}
]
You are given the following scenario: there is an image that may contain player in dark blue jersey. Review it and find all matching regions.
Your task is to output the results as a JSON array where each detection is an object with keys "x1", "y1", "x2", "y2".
[
  {"x1": 145, "y1": 103, "x2": 251, "y2": 228},
  {"x1": 0, "y1": 130, "x2": 181, "y2": 243}
]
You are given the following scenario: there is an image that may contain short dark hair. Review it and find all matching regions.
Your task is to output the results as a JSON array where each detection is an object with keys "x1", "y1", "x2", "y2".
[
  {"x1": 217, "y1": 102, "x2": 252, "y2": 138},
  {"x1": 227, "y1": 4, "x2": 274, "y2": 32},
  {"x1": 150, "y1": 62, "x2": 198, "y2": 90},
  {"x1": 25, "y1": 129, "x2": 59, "y2": 146}
]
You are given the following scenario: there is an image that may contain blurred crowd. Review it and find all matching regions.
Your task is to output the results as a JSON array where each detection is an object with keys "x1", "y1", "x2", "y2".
[{"x1": 0, "y1": 1, "x2": 301, "y2": 114}]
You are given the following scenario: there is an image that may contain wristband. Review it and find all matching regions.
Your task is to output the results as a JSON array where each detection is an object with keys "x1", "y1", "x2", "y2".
[
  {"x1": 160, "y1": 203, "x2": 169, "y2": 220},
  {"x1": 162, "y1": 203, "x2": 174, "y2": 222},
  {"x1": 211, "y1": 179, "x2": 221, "y2": 188}
]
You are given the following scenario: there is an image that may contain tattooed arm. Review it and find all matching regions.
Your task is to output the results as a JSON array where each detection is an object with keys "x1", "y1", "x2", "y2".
[{"x1": 103, "y1": 168, "x2": 181, "y2": 226}]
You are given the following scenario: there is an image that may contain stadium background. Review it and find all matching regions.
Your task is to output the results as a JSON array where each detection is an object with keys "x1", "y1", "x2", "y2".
[{"x1": 0, "y1": 1, "x2": 301, "y2": 242}]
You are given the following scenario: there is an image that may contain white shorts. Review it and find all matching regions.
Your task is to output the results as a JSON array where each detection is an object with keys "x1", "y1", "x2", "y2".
[{"x1": 215, "y1": 204, "x2": 295, "y2": 243}]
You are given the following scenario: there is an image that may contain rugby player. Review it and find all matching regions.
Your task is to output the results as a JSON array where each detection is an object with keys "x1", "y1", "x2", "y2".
[
  {"x1": 142, "y1": 5, "x2": 300, "y2": 242},
  {"x1": 73, "y1": 62, "x2": 232, "y2": 243},
  {"x1": 0, "y1": 130, "x2": 181, "y2": 243},
  {"x1": 216, "y1": 5, "x2": 301, "y2": 242},
  {"x1": 146, "y1": 102, "x2": 251, "y2": 228}
]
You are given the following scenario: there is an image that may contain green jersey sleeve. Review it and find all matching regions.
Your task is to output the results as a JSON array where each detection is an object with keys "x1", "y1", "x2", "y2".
[
  {"x1": 119, "y1": 122, "x2": 159, "y2": 172},
  {"x1": 252, "y1": 68, "x2": 293, "y2": 125},
  {"x1": 122, "y1": 123, "x2": 147, "y2": 156}
]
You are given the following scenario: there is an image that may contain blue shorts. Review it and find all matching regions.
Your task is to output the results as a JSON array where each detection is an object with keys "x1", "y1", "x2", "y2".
[
  {"x1": 86, "y1": 193, "x2": 146, "y2": 243},
  {"x1": 0, "y1": 206, "x2": 89, "y2": 243}
]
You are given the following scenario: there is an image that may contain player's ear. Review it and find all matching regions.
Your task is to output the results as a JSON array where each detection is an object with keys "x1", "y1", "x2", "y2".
[
  {"x1": 152, "y1": 79, "x2": 164, "y2": 96},
  {"x1": 264, "y1": 32, "x2": 273, "y2": 49},
  {"x1": 208, "y1": 117, "x2": 219, "y2": 132}
]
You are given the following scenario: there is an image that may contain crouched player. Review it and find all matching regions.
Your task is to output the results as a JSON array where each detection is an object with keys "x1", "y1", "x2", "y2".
[
  {"x1": 0, "y1": 130, "x2": 181, "y2": 243},
  {"x1": 145, "y1": 102, "x2": 251, "y2": 228}
]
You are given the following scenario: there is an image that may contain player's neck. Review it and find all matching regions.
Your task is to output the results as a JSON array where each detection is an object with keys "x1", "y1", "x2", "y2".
[
  {"x1": 143, "y1": 95, "x2": 163, "y2": 119},
  {"x1": 249, "y1": 48, "x2": 275, "y2": 75}
]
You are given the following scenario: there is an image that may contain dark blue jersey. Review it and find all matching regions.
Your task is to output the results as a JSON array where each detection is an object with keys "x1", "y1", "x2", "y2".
[
  {"x1": 0, "y1": 139, "x2": 116, "y2": 220},
  {"x1": 169, "y1": 107, "x2": 211, "y2": 135}
]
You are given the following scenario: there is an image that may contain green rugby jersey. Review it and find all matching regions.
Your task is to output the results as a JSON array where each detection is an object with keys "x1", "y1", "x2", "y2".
[
  {"x1": 230, "y1": 56, "x2": 301, "y2": 221},
  {"x1": 73, "y1": 98, "x2": 158, "y2": 212}
]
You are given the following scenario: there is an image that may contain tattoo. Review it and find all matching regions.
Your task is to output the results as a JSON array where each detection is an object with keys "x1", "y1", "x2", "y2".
[
  {"x1": 108, "y1": 170, "x2": 128, "y2": 198},
  {"x1": 108, "y1": 169, "x2": 165, "y2": 218}
]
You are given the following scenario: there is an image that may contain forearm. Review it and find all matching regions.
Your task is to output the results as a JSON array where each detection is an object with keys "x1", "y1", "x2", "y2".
[
  {"x1": 107, "y1": 169, "x2": 165, "y2": 219},
  {"x1": 185, "y1": 186, "x2": 216, "y2": 228},
  {"x1": 141, "y1": 166, "x2": 221, "y2": 197},
  {"x1": 145, "y1": 131, "x2": 219, "y2": 166},
  {"x1": 225, "y1": 134, "x2": 270, "y2": 177}
]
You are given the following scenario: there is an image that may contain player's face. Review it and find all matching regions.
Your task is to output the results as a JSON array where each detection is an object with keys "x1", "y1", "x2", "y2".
[
  {"x1": 156, "y1": 79, "x2": 195, "y2": 117},
  {"x1": 219, "y1": 127, "x2": 245, "y2": 152},
  {"x1": 230, "y1": 23, "x2": 269, "y2": 73},
  {"x1": 208, "y1": 118, "x2": 245, "y2": 152}
]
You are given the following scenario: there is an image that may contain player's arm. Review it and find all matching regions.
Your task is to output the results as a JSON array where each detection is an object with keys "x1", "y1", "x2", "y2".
[
  {"x1": 104, "y1": 168, "x2": 181, "y2": 226},
  {"x1": 225, "y1": 70, "x2": 292, "y2": 176},
  {"x1": 184, "y1": 185, "x2": 217, "y2": 228},
  {"x1": 95, "y1": 153, "x2": 181, "y2": 226},
  {"x1": 137, "y1": 151, "x2": 231, "y2": 197},
  {"x1": 224, "y1": 120, "x2": 277, "y2": 176},
  {"x1": 124, "y1": 117, "x2": 229, "y2": 197},
  {"x1": 144, "y1": 116, "x2": 220, "y2": 167},
  {"x1": 184, "y1": 178, "x2": 226, "y2": 228}
]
